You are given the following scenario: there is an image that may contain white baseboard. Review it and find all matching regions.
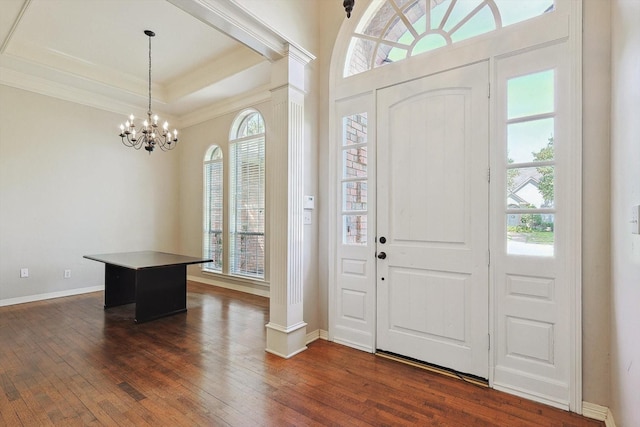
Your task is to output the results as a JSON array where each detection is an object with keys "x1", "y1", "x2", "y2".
[
  {"x1": 0, "y1": 285, "x2": 104, "y2": 307},
  {"x1": 306, "y1": 329, "x2": 329, "y2": 344},
  {"x1": 583, "y1": 402, "x2": 617, "y2": 427},
  {"x1": 188, "y1": 275, "x2": 269, "y2": 297}
]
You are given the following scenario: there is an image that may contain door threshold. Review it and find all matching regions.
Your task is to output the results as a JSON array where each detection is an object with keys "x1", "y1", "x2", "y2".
[{"x1": 375, "y1": 350, "x2": 489, "y2": 388}]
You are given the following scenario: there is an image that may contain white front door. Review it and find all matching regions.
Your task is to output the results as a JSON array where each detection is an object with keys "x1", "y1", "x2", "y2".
[{"x1": 376, "y1": 62, "x2": 490, "y2": 378}]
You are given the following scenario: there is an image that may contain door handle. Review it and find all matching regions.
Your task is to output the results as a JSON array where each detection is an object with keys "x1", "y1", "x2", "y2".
[{"x1": 377, "y1": 252, "x2": 387, "y2": 260}]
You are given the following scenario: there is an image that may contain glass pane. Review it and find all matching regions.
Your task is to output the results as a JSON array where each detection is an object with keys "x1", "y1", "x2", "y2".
[
  {"x1": 496, "y1": 0, "x2": 554, "y2": 27},
  {"x1": 508, "y1": 70, "x2": 554, "y2": 119},
  {"x1": 345, "y1": 37, "x2": 375, "y2": 77},
  {"x1": 413, "y1": 34, "x2": 447, "y2": 55},
  {"x1": 374, "y1": 43, "x2": 406, "y2": 67},
  {"x1": 204, "y1": 230, "x2": 223, "y2": 271},
  {"x1": 343, "y1": 147, "x2": 368, "y2": 178},
  {"x1": 404, "y1": 3, "x2": 427, "y2": 34},
  {"x1": 450, "y1": 4, "x2": 496, "y2": 43},
  {"x1": 231, "y1": 232, "x2": 265, "y2": 277},
  {"x1": 507, "y1": 166, "x2": 554, "y2": 209},
  {"x1": 507, "y1": 118, "x2": 554, "y2": 163},
  {"x1": 363, "y1": 1, "x2": 396, "y2": 37},
  {"x1": 396, "y1": 29, "x2": 415, "y2": 47},
  {"x1": 230, "y1": 135, "x2": 265, "y2": 279},
  {"x1": 393, "y1": 0, "x2": 415, "y2": 8},
  {"x1": 507, "y1": 213, "x2": 555, "y2": 257},
  {"x1": 342, "y1": 113, "x2": 368, "y2": 146},
  {"x1": 383, "y1": 45, "x2": 409, "y2": 64},
  {"x1": 205, "y1": 145, "x2": 222, "y2": 161},
  {"x1": 204, "y1": 159, "x2": 223, "y2": 272},
  {"x1": 236, "y1": 112, "x2": 264, "y2": 138},
  {"x1": 343, "y1": 181, "x2": 368, "y2": 211},
  {"x1": 382, "y1": 15, "x2": 412, "y2": 44},
  {"x1": 442, "y1": 0, "x2": 484, "y2": 32},
  {"x1": 343, "y1": 215, "x2": 368, "y2": 245},
  {"x1": 431, "y1": 0, "x2": 452, "y2": 30}
]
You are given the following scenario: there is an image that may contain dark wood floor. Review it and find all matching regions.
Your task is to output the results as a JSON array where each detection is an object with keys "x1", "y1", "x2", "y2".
[{"x1": 0, "y1": 282, "x2": 602, "y2": 427}]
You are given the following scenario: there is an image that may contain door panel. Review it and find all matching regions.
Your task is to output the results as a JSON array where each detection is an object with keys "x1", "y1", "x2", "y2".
[{"x1": 377, "y1": 62, "x2": 489, "y2": 378}]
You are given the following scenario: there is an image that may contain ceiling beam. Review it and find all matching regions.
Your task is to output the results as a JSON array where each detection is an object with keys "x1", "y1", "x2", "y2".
[{"x1": 166, "y1": 0, "x2": 288, "y2": 62}]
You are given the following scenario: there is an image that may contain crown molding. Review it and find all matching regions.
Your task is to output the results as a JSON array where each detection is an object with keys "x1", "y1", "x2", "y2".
[
  {"x1": 3, "y1": 41, "x2": 154, "y2": 100},
  {"x1": 0, "y1": 66, "x2": 178, "y2": 124},
  {"x1": 1, "y1": 64, "x2": 274, "y2": 130},
  {"x1": 178, "y1": 83, "x2": 271, "y2": 128}
]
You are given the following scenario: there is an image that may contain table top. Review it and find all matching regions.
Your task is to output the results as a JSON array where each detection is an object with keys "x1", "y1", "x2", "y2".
[{"x1": 83, "y1": 251, "x2": 213, "y2": 270}]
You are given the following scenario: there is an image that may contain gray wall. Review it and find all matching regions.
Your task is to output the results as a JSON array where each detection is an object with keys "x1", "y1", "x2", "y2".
[
  {"x1": 610, "y1": 0, "x2": 640, "y2": 425},
  {"x1": 0, "y1": 85, "x2": 179, "y2": 302},
  {"x1": 582, "y1": 0, "x2": 612, "y2": 408}
]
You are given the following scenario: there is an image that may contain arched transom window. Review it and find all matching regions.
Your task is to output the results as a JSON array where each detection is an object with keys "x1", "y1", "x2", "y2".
[{"x1": 345, "y1": 0, "x2": 555, "y2": 77}]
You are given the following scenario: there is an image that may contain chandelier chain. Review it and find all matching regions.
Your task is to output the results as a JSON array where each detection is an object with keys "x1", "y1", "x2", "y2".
[{"x1": 148, "y1": 35, "x2": 152, "y2": 116}]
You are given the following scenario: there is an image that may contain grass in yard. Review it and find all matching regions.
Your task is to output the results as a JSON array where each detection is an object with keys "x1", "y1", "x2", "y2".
[{"x1": 507, "y1": 230, "x2": 554, "y2": 244}]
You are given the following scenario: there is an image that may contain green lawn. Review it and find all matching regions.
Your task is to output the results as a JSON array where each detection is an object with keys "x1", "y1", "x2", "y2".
[{"x1": 507, "y1": 230, "x2": 554, "y2": 244}]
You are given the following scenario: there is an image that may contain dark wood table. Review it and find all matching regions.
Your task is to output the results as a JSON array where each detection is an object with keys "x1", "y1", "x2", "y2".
[{"x1": 83, "y1": 251, "x2": 212, "y2": 323}]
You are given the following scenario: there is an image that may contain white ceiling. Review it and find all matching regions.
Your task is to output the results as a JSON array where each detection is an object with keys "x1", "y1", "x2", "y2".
[{"x1": 0, "y1": 0, "x2": 281, "y2": 126}]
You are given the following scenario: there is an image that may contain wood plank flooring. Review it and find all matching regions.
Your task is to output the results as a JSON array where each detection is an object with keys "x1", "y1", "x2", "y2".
[{"x1": 0, "y1": 282, "x2": 602, "y2": 426}]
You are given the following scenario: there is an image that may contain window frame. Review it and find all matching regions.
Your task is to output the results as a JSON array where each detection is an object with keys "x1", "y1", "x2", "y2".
[
  {"x1": 228, "y1": 109, "x2": 266, "y2": 280},
  {"x1": 203, "y1": 145, "x2": 224, "y2": 273}
]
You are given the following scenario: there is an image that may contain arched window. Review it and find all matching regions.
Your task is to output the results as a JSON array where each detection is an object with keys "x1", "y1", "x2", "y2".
[
  {"x1": 229, "y1": 110, "x2": 265, "y2": 278},
  {"x1": 345, "y1": 0, "x2": 555, "y2": 77},
  {"x1": 203, "y1": 145, "x2": 223, "y2": 272}
]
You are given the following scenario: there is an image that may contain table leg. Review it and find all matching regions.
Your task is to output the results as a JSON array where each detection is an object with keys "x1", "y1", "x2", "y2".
[
  {"x1": 134, "y1": 265, "x2": 187, "y2": 323},
  {"x1": 104, "y1": 264, "x2": 136, "y2": 308}
]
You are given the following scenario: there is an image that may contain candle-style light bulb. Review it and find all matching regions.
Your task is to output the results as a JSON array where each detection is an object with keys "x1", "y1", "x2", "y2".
[
  {"x1": 153, "y1": 115, "x2": 158, "y2": 124},
  {"x1": 143, "y1": 120, "x2": 148, "y2": 128},
  {"x1": 120, "y1": 124, "x2": 125, "y2": 132},
  {"x1": 163, "y1": 121, "x2": 168, "y2": 130},
  {"x1": 129, "y1": 114, "x2": 134, "y2": 122}
]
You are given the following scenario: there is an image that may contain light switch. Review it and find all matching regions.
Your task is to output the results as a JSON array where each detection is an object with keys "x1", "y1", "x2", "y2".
[
  {"x1": 303, "y1": 195, "x2": 315, "y2": 210},
  {"x1": 632, "y1": 205, "x2": 640, "y2": 234}
]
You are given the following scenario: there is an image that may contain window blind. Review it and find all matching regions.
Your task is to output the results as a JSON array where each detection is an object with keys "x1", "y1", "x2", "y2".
[
  {"x1": 203, "y1": 151, "x2": 223, "y2": 271},
  {"x1": 229, "y1": 136, "x2": 265, "y2": 278}
]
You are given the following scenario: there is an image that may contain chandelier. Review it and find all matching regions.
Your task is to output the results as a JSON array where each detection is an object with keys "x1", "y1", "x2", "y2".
[{"x1": 119, "y1": 30, "x2": 177, "y2": 153}]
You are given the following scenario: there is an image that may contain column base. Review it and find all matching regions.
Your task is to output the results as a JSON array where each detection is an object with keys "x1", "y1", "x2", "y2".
[{"x1": 265, "y1": 321, "x2": 308, "y2": 358}]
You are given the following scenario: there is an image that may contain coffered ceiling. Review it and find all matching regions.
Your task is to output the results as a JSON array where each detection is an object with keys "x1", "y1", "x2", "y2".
[{"x1": 0, "y1": 0, "x2": 287, "y2": 127}]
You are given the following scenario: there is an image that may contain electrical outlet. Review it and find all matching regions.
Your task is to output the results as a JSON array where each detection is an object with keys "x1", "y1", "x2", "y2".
[
  {"x1": 632, "y1": 205, "x2": 640, "y2": 235},
  {"x1": 64, "y1": 269, "x2": 72, "y2": 279},
  {"x1": 20, "y1": 268, "x2": 29, "y2": 278}
]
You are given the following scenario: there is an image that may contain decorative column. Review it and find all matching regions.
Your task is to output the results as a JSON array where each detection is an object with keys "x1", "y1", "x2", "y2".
[{"x1": 265, "y1": 44, "x2": 314, "y2": 358}]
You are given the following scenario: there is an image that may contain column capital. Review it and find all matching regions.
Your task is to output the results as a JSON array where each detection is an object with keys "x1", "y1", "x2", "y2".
[{"x1": 271, "y1": 43, "x2": 315, "y2": 93}]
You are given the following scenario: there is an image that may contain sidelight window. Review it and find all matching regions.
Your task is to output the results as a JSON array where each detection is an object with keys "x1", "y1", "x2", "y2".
[
  {"x1": 341, "y1": 113, "x2": 369, "y2": 244},
  {"x1": 505, "y1": 69, "x2": 555, "y2": 256}
]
